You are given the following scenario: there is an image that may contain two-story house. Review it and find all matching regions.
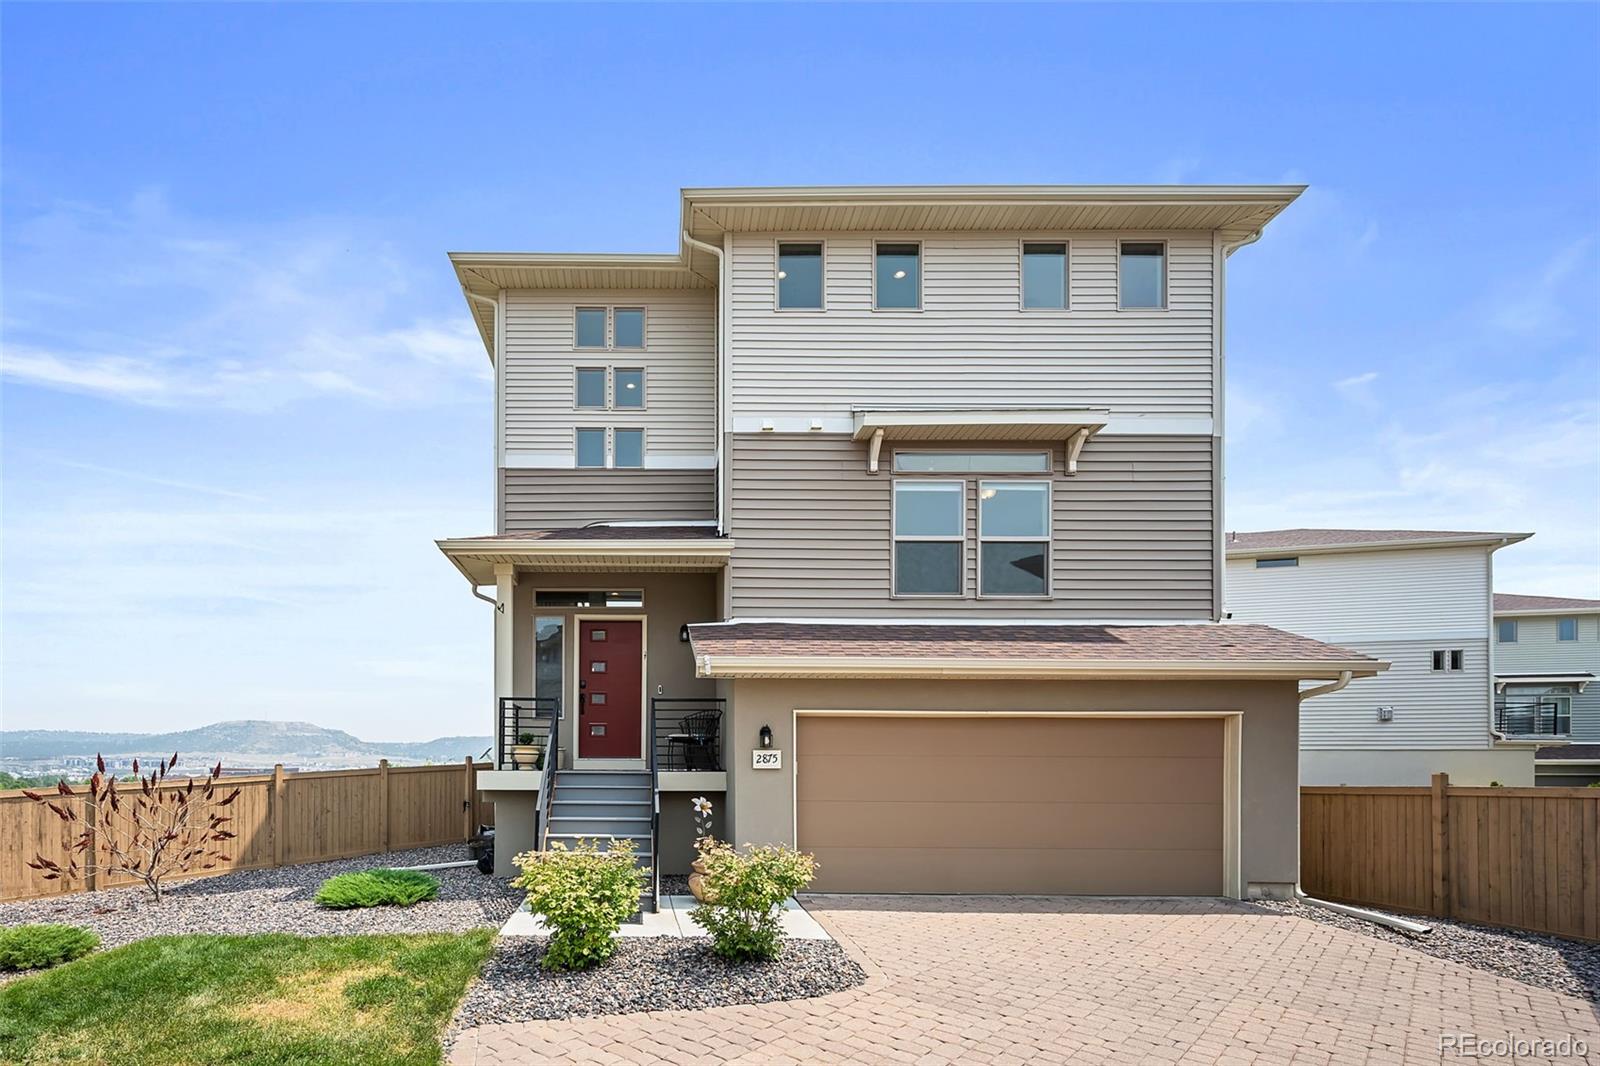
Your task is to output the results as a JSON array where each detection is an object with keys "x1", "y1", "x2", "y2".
[
  {"x1": 437, "y1": 185, "x2": 1384, "y2": 905},
  {"x1": 1494, "y1": 593, "x2": 1600, "y2": 786},
  {"x1": 1226, "y1": 529, "x2": 1533, "y2": 786}
]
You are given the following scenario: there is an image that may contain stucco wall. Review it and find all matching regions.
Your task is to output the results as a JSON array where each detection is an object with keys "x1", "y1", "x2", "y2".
[
  {"x1": 722, "y1": 677, "x2": 1301, "y2": 895},
  {"x1": 1301, "y1": 748, "x2": 1534, "y2": 787}
]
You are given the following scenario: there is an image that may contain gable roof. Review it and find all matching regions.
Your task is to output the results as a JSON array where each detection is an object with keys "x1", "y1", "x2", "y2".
[
  {"x1": 1494, "y1": 593, "x2": 1600, "y2": 615},
  {"x1": 1226, "y1": 528, "x2": 1531, "y2": 557}
]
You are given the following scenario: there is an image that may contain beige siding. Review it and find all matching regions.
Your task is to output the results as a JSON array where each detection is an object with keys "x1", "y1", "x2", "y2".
[
  {"x1": 727, "y1": 433, "x2": 1214, "y2": 619},
  {"x1": 727, "y1": 232, "x2": 1215, "y2": 420},
  {"x1": 502, "y1": 288, "x2": 714, "y2": 456},
  {"x1": 501, "y1": 470, "x2": 714, "y2": 531}
]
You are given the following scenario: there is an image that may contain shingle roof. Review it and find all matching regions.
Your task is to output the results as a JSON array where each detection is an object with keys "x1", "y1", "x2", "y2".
[
  {"x1": 1226, "y1": 529, "x2": 1529, "y2": 553},
  {"x1": 443, "y1": 526, "x2": 719, "y2": 543},
  {"x1": 1494, "y1": 593, "x2": 1600, "y2": 613},
  {"x1": 1536, "y1": 744, "x2": 1600, "y2": 762}
]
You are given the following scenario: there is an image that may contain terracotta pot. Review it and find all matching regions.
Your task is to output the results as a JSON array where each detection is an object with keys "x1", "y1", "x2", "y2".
[{"x1": 688, "y1": 857, "x2": 715, "y2": 903}]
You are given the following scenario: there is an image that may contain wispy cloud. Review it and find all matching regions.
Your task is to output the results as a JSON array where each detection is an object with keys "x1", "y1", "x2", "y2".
[{"x1": 1488, "y1": 236, "x2": 1596, "y2": 337}]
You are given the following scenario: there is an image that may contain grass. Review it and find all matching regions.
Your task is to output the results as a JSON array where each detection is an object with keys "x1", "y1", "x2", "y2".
[
  {"x1": 0, "y1": 931, "x2": 495, "y2": 1065},
  {"x1": 0, "y1": 924, "x2": 99, "y2": 972},
  {"x1": 315, "y1": 869, "x2": 441, "y2": 909}
]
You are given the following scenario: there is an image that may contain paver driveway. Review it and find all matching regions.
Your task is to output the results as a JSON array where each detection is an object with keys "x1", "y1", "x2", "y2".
[{"x1": 449, "y1": 896, "x2": 1600, "y2": 1065}]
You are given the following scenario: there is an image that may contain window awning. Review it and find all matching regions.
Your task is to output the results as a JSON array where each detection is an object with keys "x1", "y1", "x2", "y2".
[
  {"x1": 1495, "y1": 672, "x2": 1595, "y2": 692},
  {"x1": 437, "y1": 526, "x2": 732, "y2": 584},
  {"x1": 850, "y1": 406, "x2": 1111, "y2": 474}
]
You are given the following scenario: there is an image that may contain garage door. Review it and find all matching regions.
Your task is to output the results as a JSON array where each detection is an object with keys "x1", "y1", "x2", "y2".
[{"x1": 796, "y1": 715, "x2": 1225, "y2": 895}]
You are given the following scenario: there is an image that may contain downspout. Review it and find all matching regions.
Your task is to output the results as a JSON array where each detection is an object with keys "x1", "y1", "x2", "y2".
[
  {"x1": 1298, "y1": 670, "x2": 1352, "y2": 702},
  {"x1": 1484, "y1": 537, "x2": 1517, "y2": 744},
  {"x1": 471, "y1": 586, "x2": 499, "y2": 610},
  {"x1": 682, "y1": 230, "x2": 728, "y2": 536}
]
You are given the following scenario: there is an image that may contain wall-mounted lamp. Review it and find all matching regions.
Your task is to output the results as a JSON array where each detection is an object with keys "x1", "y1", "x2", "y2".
[
  {"x1": 679, "y1": 624, "x2": 691, "y2": 643},
  {"x1": 758, "y1": 724, "x2": 774, "y2": 749}
]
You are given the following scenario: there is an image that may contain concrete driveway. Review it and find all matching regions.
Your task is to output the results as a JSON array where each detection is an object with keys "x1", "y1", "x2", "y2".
[{"x1": 449, "y1": 896, "x2": 1600, "y2": 1065}]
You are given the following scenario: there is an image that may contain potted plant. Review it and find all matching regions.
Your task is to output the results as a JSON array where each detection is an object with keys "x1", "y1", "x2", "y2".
[
  {"x1": 511, "y1": 732, "x2": 543, "y2": 770},
  {"x1": 688, "y1": 795, "x2": 716, "y2": 902}
]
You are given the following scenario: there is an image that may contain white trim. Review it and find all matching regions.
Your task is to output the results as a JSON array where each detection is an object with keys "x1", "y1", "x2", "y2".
[
  {"x1": 501, "y1": 451, "x2": 716, "y2": 470},
  {"x1": 694, "y1": 616, "x2": 1217, "y2": 627},
  {"x1": 1493, "y1": 608, "x2": 1600, "y2": 618},
  {"x1": 1226, "y1": 533, "x2": 1532, "y2": 558},
  {"x1": 699, "y1": 655, "x2": 1384, "y2": 681},
  {"x1": 791, "y1": 708, "x2": 1243, "y2": 900},
  {"x1": 573, "y1": 613, "x2": 648, "y2": 766},
  {"x1": 731, "y1": 414, "x2": 1214, "y2": 436}
]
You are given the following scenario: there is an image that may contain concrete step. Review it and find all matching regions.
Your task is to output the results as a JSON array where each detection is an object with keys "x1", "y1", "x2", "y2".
[
  {"x1": 552, "y1": 785, "x2": 651, "y2": 804},
  {"x1": 548, "y1": 816, "x2": 652, "y2": 836},
  {"x1": 555, "y1": 770, "x2": 651, "y2": 787},
  {"x1": 549, "y1": 799, "x2": 653, "y2": 819}
]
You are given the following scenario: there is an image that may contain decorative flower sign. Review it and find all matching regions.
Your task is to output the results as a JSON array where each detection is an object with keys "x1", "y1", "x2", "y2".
[{"x1": 691, "y1": 795, "x2": 714, "y2": 842}]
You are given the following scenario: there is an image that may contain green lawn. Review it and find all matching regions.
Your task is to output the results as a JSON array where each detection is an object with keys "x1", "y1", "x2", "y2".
[{"x1": 0, "y1": 931, "x2": 495, "y2": 1065}]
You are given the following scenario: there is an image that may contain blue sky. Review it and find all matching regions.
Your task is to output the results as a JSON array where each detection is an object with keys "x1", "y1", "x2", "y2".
[{"x1": 4, "y1": 4, "x2": 1597, "y2": 740}]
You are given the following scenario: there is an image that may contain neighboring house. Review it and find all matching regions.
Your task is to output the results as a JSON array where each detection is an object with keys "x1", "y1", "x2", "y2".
[
  {"x1": 1494, "y1": 593, "x2": 1600, "y2": 787},
  {"x1": 436, "y1": 184, "x2": 1384, "y2": 905},
  {"x1": 1226, "y1": 529, "x2": 1534, "y2": 786}
]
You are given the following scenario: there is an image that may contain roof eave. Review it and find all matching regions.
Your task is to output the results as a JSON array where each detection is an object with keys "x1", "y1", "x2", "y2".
[
  {"x1": 695, "y1": 655, "x2": 1386, "y2": 682},
  {"x1": 1227, "y1": 533, "x2": 1533, "y2": 558}
]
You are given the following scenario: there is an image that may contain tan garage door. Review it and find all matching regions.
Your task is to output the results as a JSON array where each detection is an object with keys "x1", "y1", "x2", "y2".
[{"x1": 796, "y1": 715, "x2": 1224, "y2": 895}]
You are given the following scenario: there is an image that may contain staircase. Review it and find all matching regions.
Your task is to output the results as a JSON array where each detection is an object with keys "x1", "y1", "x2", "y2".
[{"x1": 543, "y1": 769, "x2": 657, "y2": 913}]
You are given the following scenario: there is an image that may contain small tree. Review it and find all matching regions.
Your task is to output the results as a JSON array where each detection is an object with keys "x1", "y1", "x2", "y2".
[{"x1": 25, "y1": 753, "x2": 240, "y2": 901}]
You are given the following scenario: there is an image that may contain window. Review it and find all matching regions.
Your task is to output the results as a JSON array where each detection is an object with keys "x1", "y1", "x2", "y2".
[
  {"x1": 1558, "y1": 618, "x2": 1579, "y2": 641},
  {"x1": 575, "y1": 367, "x2": 607, "y2": 409},
  {"x1": 613, "y1": 308, "x2": 645, "y2": 349},
  {"x1": 894, "y1": 451, "x2": 1052, "y2": 474},
  {"x1": 575, "y1": 428, "x2": 606, "y2": 468},
  {"x1": 1431, "y1": 649, "x2": 1464, "y2": 672},
  {"x1": 1497, "y1": 619, "x2": 1518, "y2": 643},
  {"x1": 893, "y1": 481, "x2": 963, "y2": 595},
  {"x1": 575, "y1": 307, "x2": 608, "y2": 348},
  {"x1": 535, "y1": 590, "x2": 644, "y2": 608},
  {"x1": 613, "y1": 428, "x2": 644, "y2": 468},
  {"x1": 1498, "y1": 683, "x2": 1573, "y2": 736},
  {"x1": 979, "y1": 481, "x2": 1050, "y2": 596},
  {"x1": 1119, "y1": 241, "x2": 1166, "y2": 309},
  {"x1": 874, "y1": 242, "x2": 921, "y2": 309},
  {"x1": 777, "y1": 242, "x2": 823, "y2": 309},
  {"x1": 1022, "y1": 242, "x2": 1068, "y2": 309},
  {"x1": 535, "y1": 617, "x2": 564, "y2": 703},
  {"x1": 1256, "y1": 557, "x2": 1298, "y2": 569},
  {"x1": 614, "y1": 368, "x2": 645, "y2": 408}
]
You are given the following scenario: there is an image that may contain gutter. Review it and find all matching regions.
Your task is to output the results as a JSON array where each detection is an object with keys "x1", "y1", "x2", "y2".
[
  {"x1": 682, "y1": 229, "x2": 728, "y2": 536},
  {"x1": 1298, "y1": 670, "x2": 1352, "y2": 702}
]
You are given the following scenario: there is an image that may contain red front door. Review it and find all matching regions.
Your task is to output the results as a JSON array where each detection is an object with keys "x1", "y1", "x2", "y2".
[{"x1": 578, "y1": 620, "x2": 643, "y2": 759}]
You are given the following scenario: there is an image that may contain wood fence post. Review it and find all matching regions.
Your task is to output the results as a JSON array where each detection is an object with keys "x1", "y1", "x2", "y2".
[
  {"x1": 271, "y1": 764, "x2": 285, "y2": 868},
  {"x1": 463, "y1": 756, "x2": 477, "y2": 842},
  {"x1": 378, "y1": 759, "x2": 390, "y2": 853},
  {"x1": 1431, "y1": 772, "x2": 1450, "y2": 917},
  {"x1": 83, "y1": 786, "x2": 98, "y2": 893}
]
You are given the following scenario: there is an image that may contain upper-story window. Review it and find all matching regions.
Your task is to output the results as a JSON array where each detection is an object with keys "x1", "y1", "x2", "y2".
[
  {"x1": 777, "y1": 243, "x2": 824, "y2": 309},
  {"x1": 1497, "y1": 619, "x2": 1518, "y2": 643},
  {"x1": 874, "y1": 242, "x2": 921, "y2": 310},
  {"x1": 1431, "y1": 649, "x2": 1464, "y2": 672},
  {"x1": 575, "y1": 367, "x2": 644, "y2": 409},
  {"x1": 1021, "y1": 242, "x2": 1068, "y2": 310},
  {"x1": 575, "y1": 427, "x2": 607, "y2": 468},
  {"x1": 613, "y1": 308, "x2": 645, "y2": 349},
  {"x1": 575, "y1": 307, "x2": 608, "y2": 348},
  {"x1": 575, "y1": 367, "x2": 607, "y2": 409},
  {"x1": 574, "y1": 306, "x2": 645, "y2": 349},
  {"x1": 978, "y1": 481, "x2": 1050, "y2": 597},
  {"x1": 894, "y1": 451, "x2": 1051, "y2": 474},
  {"x1": 614, "y1": 368, "x2": 644, "y2": 408},
  {"x1": 575, "y1": 427, "x2": 644, "y2": 469},
  {"x1": 613, "y1": 428, "x2": 644, "y2": 468},
  {"x1": 892, "y1": 480, "x2": 963, "y2": 596},
  {"x1": 1558, "y1": 618, "x2": 1579, "y2": 641},
  {"x1": 1256, "y1": 556, "x2": 1298, "y2": 569},
  {"x1": 1118, "y1": 241, "x2": 1166, "y2": 309}
]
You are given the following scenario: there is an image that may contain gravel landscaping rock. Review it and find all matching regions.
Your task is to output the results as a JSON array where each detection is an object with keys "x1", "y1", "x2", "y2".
[
  {"x1": 0, "y1": 845, "x2": 521, "y2": 950},
  {"x1": 1252, "y1": 897, "x2": 1600, "y2": 1002},
  {"x1": 452, "y1": 936, "x2": 865, "y2": 1030},
  {"x1": 659, "y1": 874, "x2": 691, "y2": 898}
]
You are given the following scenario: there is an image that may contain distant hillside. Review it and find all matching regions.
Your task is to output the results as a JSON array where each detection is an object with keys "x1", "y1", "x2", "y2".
[{"x1": 1, "y1": 720, "x2": 490, "y2": 765}]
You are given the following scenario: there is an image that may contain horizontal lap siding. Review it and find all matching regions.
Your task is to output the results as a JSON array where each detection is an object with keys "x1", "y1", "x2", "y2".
[
  {"x1": 503, "y1": 289, "x2": 714, "y2": 455},
  {"x1": 1494, "y1": 615, "x2": 1600, "y2": 742},
  {"x1": 1295, "y1": 639, "x2": 1491, "y2": 750},
  {"x1": 728, "y1": 433, "x2": 1213, "y2": 618},
  {"x1": 502, "y1": 469, "x2": 714, "y2": 530},
  {"x1": 728, "y1": 232, "x2": 1215, "y2": 420}
]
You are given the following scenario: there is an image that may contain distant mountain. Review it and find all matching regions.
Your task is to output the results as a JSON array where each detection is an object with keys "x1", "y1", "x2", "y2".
[{"x1": 1, "y1": 720, "x2": 490, "y2": 766}]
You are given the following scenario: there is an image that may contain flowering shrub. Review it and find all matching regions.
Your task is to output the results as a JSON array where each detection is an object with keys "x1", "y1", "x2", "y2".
[
  {"x1": 690, "y1": 841, "x2": 817, "y2": 961},
  {"x1": 513, "y1": 839, "x2": 645, "y2": 971}
]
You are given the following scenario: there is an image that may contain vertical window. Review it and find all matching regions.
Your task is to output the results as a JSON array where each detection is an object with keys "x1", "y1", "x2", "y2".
[
  {"x1": 893, "y1": 481, "x2": 963, "y2": 595},
  {"x1": 874, "y1": 242, "x2": 921, "y2": 309},
  {"x1": 575, "y1": 367, "x2": 607, "y2": 409},
  {"x1": 613, "y1": 428, "x2": 644, "y2": 468},
  {"x1": 613, "y1": 308, "x2": 645, "y2": 349},
  {"x1": 575, "y1": 428, "x2": 606, "y2": 468},
  {"x1": 1119, "y1": 241, "x2": 1166, "y2": 309},
  {"x1": 535, "y1": 617, "x2": 564, "y2": 706},
  {"x1": 613, "y1": 368, "x2": 644, "y2": 408},
  {"x1": 575, "y1": 307, "x2": 607, "y2": 348},
  {"x1": 1022, "y1": 242, "x2": 1068, "y2": 309},
  {"x1": 1497, "y1": 619, "x2": 1518, "y2": 643},
  {"x1": 978, "y1": 481, "x2": 1050, "y2": 596},
  {"x1": 777, "y1": 242, "x2": 824, "y2": 309},
  {"x1": 1558, "y1": 618, "x2": 1579, "y2": 641}
]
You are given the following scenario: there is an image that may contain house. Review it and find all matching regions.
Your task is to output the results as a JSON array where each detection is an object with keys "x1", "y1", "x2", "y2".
[
  {"x1": 1226, "y1": 528, "x2": 1534, "y2": 786},
  {"x1": 1494, "y1": 593, "x2": 1600, "y2": 786},
  {"x1": 436, "y1": 184, "x2": 1386, "y2": 905}
]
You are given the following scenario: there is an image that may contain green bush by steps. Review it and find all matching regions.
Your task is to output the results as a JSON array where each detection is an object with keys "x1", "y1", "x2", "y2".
[
  {"x1": 314, "y1": 869, "x2": 440, "y2": 909},
  {"x1": 0, "y1": 924, "x2": 99, "y2": 971}
]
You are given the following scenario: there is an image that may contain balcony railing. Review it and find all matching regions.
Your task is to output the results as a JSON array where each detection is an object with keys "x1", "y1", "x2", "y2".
[
  {"x1": 496, "y1": 696, "x2": 559, "y2": 771},
  {"x1": 1495, "y1": 698, "x2": 1570, "y2": 738},
  {"x1": 651, "y1": 697, "x2": 725, "y2": 771}
]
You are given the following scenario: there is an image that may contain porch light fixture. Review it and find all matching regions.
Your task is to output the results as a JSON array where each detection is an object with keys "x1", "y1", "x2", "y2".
[
  {"x1": 759, "y1": 724, "x2": 774, "y2": 749},
  {"x1": 679, "y1": 624, "x2": 691, "y2": 643}
]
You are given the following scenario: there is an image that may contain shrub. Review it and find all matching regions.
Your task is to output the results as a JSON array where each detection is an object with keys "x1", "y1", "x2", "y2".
[
  {"x1": 690, "y1": 841, "x2": 817, "y2": 961},
  {"x1": 315, "y1": 869, "x2": 440, "y2": 909},
  {"x1": 513, "y1": 839, "x2": 645, "y2": 971},
  {"x1": 0, "y1": 924, "x2": 99, "y2": 971}
]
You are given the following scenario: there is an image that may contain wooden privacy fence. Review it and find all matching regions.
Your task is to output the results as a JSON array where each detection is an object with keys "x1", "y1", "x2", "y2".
[
  {"x1": 1302, "y1": 774, "x2": 1600, "y2": 942},
  {"x1": 1, "y1": 759, "x2": 493, "y2": 903}
]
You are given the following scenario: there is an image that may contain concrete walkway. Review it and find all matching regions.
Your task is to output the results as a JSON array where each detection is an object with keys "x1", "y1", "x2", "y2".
[
  {"x1": 500, "y1": 894, "x2": 830, "y2": 940},
  {"x1": 452, "y1": 896, "x2": 1600, "y2": 1064}
]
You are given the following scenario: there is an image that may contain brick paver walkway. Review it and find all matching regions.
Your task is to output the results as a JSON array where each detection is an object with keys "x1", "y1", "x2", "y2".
[{"x1": 449, "y1": 896, "x2": 1600, "y2": 1064}]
